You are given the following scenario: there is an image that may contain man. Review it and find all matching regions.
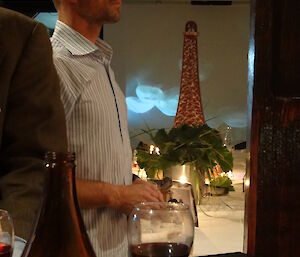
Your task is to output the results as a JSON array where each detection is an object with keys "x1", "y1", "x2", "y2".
[
  {"x1": 50, "y1": 0, "x2": 163, "y2": 256},
  {"x1": 0, "y1": 7, "x2": 68, "y2": 240}
]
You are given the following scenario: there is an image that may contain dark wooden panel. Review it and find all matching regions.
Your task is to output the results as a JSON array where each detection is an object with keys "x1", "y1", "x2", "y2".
[
  {"x1": 246, "y1": 0, "x2": 300, "y2": 256},
  {"x1": 272, "y1": 0, "x2": 300, "y2": 97}
]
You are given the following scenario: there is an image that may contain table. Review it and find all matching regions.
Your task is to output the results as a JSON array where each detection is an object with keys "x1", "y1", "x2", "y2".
[{"x1": 190, "y1": 182, "x2": 245, "y2": 257}]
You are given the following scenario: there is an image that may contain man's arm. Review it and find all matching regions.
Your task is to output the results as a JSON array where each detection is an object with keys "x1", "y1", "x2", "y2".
[
  {"x1": 52, "y1": 48, "x2": 164, "y2": 216},
  {"x1": 76, "y1": 178, "x2": 164, "y2": 215}
]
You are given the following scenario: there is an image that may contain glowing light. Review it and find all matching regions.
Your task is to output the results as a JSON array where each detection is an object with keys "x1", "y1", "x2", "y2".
[
  {"x1": 179, "y1": 175, "x2": 188, "y2": 184},
  {"x1": 221, "y1": 171, "x2": 233, "y2": 179},
  {"x1": 136, "y1": 85, "x2": 164, "y2": 103},
  {"x1": 227, "y1": 170, "x2": 233, "y2": 179},
  {"x1": 133, "y1": 214, "x2": 137, "y2": 221},
  {"x1": 149, "y1": 145, "x2": 155, "y2": 155},
  {"x1": 179, "y1": 165, "x2": 188, "y2": 184},
  {"x1": 139, "y1": 169, "x2": 148, "y2": 181},
  {"x1": 155, "y1": 147, "x2": 160, "y2": 155},
  {"x1": 149, "y1": 145, "x2": 160, "y2": 155},
  {"x1": 156, "y1": 97, "x2": 178, "y2": 116},
  {"x1": 126, "y1": 96, "x2": 154, "y2": 113},
  {"x1": 126, "y1": 81, "x2": 179, "y2": 116},
  {"x1": 244, "y1": 178, "x2": 250, "y2": 187}
]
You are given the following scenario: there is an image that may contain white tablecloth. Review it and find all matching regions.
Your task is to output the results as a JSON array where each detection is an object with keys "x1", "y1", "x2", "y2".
[
  {"x1": 12, "y1": 207, "x2": 244, "y2": 257},
  {"x1": 190, "y1": 210, "x2": 244, "y2": 256},
  {"x1": 12, "y1": 214, "x2": 244, "y2": 257}
]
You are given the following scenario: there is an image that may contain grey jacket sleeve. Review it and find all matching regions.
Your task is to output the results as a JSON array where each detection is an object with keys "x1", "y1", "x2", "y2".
[{"x1": 0, "y1": 10, "x2": 68, "y2": 240}]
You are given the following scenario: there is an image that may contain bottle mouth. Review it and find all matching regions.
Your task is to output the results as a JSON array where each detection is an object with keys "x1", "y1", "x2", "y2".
[{"x1": 44, "y1": 151, "x2": 76, "y2": 162}]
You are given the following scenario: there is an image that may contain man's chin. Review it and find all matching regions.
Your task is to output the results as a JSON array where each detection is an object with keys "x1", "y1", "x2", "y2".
[
  {"x1": 105, "y1": 18, "x2": 120, "y2": 24},
  {"x1": 110, "y1": 11, "x2": 121, "y2": 23}
]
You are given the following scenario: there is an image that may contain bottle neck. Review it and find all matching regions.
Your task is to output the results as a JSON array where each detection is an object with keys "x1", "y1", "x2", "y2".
[{"x1": 45, "y1": 152, "x2": 75, "y2": 166}]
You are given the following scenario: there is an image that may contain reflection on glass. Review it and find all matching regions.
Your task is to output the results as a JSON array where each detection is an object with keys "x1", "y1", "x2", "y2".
[{"x1": 0, "y1": 209, "x2": 14, "y2": 257}]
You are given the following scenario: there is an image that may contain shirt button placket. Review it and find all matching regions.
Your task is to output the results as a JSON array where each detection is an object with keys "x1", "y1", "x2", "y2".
[{"x1": 98, "y1": 55, "x2": 104, "y2": 63}]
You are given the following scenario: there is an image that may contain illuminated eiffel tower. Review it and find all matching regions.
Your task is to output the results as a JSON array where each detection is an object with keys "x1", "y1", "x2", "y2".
[{"x1": 174, "y1": 21, "x2": 205, "y2": 127}]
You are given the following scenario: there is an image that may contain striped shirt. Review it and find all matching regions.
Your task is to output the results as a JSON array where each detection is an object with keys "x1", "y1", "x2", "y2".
[{"x1": 51, "y1": 21, "x2": 132, "y2": 257}]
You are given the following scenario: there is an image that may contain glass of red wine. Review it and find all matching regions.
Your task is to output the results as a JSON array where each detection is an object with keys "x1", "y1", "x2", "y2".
[
  {"x1": 128, "y1": 202, "x2": 194, "y2": 257},
  {"x1": 0, "y1": 210, "x2": 14, "y2": 257}
]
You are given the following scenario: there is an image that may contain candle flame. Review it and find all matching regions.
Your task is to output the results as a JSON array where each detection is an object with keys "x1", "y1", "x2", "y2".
[{"x1": 179, "y1": 175, "x2": 187, "y2": 184}]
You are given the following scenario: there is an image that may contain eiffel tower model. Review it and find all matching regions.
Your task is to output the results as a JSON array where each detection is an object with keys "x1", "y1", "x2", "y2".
[
  {"x1": 174, "y1": 21, "x2": 205, "y2": 128},
  {"x1": 174, "y1": 21, "x2": 223, "y2": 179}
]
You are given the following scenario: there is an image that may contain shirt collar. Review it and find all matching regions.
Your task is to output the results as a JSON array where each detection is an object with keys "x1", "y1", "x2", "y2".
[{"x1": 52, "y1": 20, "x2": 113, "y2": 62}]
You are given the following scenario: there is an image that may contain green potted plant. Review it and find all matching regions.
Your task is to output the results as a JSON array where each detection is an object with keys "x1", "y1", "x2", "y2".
[
  {"x1": 208, "y1": 174, "x2": 235, "y2": 196},
  {"x1": 135, "y1": 124, "x2": 233, "y2": 203}
]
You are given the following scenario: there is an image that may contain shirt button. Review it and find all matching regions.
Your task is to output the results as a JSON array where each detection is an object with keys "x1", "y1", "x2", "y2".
[{"x1": 97, "y1": 56, "x2": 103, "y2": 62}]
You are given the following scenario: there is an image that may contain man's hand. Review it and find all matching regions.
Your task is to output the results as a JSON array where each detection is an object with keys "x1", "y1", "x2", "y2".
[
  {"x1": 76, "y1": 178, "x2": 164, "y2": 215},
  {"x1": 113, "y1": 180, "x2": 164, "y2": 215}
]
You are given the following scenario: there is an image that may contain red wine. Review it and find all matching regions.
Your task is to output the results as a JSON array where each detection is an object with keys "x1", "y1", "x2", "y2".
[
  {"x1": 0, "y1": 242, "x2": 12, "y2": 257},
  {"x1": 131, "y1": 242, "x2": 190, "y2": 257},
  {"x1": 21, "y1": 152, "x2": 96, "y2": 257}
]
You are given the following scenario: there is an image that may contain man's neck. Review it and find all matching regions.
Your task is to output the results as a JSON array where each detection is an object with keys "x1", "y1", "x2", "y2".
[{"x1": 58, "y1": 12, "x2": 102, "y2": 44}]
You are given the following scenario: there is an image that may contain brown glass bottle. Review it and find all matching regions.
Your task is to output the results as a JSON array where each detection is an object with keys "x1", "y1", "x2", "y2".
[{"x1": 21, "y1": 152, "x2": 96, "y2": 257}]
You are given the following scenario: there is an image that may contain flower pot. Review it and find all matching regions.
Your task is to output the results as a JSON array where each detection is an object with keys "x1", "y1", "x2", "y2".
[
  {"x1": 164, "y1": 164, "x2": 205, "y2": 205},
  {"x1": 205, "y1": 185, "x2": 229, "y2": 196}
]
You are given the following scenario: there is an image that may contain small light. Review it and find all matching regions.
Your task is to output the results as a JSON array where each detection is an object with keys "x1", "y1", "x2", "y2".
[
  {"x1": 149, "y1": 145, "x2": 154, "y2": 154},
  {"x1": 155, "y1": 146, "x2": 160, "y2": 155},
  {"x1": 133, "y1": 214, "x2": 137, "y2": 221},
  {"x1": 244, "y1": 178, "x2": 250, "y2": 187},
  {"x1": 179, "y1": 175, "x2": 187, "y2": 184},
  {"x1": 227, "y1": 170, "x2": 233, "y2": 178}
]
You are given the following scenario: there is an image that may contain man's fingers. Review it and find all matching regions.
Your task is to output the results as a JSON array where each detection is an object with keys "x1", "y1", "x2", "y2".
[
  {"x1": 136, "y1": 181, "x2": 164, "y2": 202},
  {"x1": 157, "y1": 190, "x2": 164, "y2": 202},
  {"x1": 144, "y1": 195, "x2": 160, "y2": 203},
  {"x1": 149, "y1": 182, "x2": 159, "y2": 190},
  {"x1": 144, "y1": 186, "x2": 164, "y2": 202},
  {"x1": 148, "y1": 183, "x2": 164, "y2": 202}
]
